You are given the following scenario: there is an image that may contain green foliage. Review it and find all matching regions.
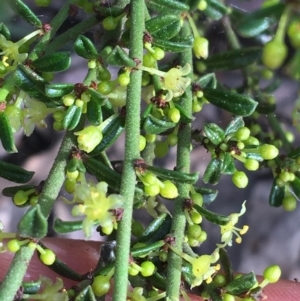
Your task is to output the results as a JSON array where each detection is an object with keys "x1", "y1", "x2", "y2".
[{"x1": 0, "y1": 0, "x2": 298, "y2": 301}]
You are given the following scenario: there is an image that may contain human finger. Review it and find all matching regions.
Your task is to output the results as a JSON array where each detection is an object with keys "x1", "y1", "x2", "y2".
[{"x1": 1, "y1": 238, "x2": 300, "y2": 301}]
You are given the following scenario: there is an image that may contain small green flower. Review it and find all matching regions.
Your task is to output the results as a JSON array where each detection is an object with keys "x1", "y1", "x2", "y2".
[
  {"x1": 22, "y1": 98, "x2": 57, "y2": 136},
  {"x1": 138, "y1": 64, "x2": 191, "y2": 100},
  {"x1": 72, "y1": 180, "x2": 124, "y2": 238},
  {"x1": 163, "y1": 64, "x2": 191, "y2": 99},
  {"x1": 185, "y1": 250, "x2": 220, "y2": 288},
  {"x1": 74, "y1": 125, "x2": 103, "y2": 153},
  {"x1": 218, "y1": 201, "x2": 249, "y2": 248},
  {"x1": 0, "y1": 30, "x2": 42, "y2": 76}
]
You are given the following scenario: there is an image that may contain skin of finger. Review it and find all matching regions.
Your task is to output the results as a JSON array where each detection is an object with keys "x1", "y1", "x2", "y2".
[{"x1": 1, "y1": 238, "x2": 300, "y2": 301}]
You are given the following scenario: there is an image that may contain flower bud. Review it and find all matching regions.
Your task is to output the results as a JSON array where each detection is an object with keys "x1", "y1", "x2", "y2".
[
  {"x1": 159, "y1": 180, "x2": 178, "y2": 199},
  {"x1": 232, "y1": 171, "x2": 248, "y2": 188},
  {"x1": 193, "y1": 36, "x2": 209, "y2": 59},
  {"x1": 262, "y1": 39, "x2": 287, "y2": 70},
  {"x1": 74, "y1": 125, "x2": 103, "y2": 153},
  {"x1": 259, "y1": 144, "x2": 279, "y2": 160},
  {"x1": 263, "y1": 264, "x2": 281, "y2": 283}
]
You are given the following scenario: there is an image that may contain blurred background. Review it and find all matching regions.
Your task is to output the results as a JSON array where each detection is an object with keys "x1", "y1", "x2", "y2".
[{"x1": 0, "y1": 0, "x2": 299, "y2": 280}]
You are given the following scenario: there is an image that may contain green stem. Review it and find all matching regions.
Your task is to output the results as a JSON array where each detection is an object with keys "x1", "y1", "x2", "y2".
[
  {"x1": 46, "y1": 16, "x2": 100, "y2": 53},
  {"x1": 165, "y1": 22, "x2": 193, "y2": 300},
  {"x1": 38, "y1": 132, "x2": 77, "y2": 217},
  {"x1": 112, "y1": 0, "x2": 144, "y2": 300},
  {"x1": 222, "y1": 15, "x2": 240, "y2": 50},
  {"x1": 29, "y1": 0, "x2": 76, "y2": 59},
  {"x1": 0, "y1": 246, "x2": 34, "y2": 301},
  {"x1": 274, "y1": 5, "x2": 292, "y2": 42}
]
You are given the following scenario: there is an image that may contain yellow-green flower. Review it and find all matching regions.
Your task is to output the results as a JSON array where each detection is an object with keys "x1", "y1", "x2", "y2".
[
  {"x1": 74, "y1": 125, "x2": 103, "y2": 153},
  {"x1": 0, "y1": 30, "x2": 42, "y2": 76},
  {"x1": 72, "y1": 180, "x2": 124, "y2": 238},
  {"x1": 169, "y1": 245, "x2": 220, "y2": 288},
  {"x1": 188, "y1": 250, "x2": 220, "y2": 288},
  {"x1": 217, "y1": 201, "x2": 249, "y2": 248},
  {"x1": 22, "y1": 98, "x2": 57, "y2": 136},
  {"x1": 137, "y1": 64, "x2": 191, "y2": 100},
  {"x1": 163, "y1": 64, "x2": 191, "y2": 98}
]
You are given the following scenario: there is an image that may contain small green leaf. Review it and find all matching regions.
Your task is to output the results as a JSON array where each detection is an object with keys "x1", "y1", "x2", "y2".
[
  {"x1": 196, "y1": 73, "x2": 217, "y2": 88},
  {"x1": 147, "y1": 0, "x2": 189, "y2": 13},
  {"x1": 93, "y1": 5, "x2": 124, "y2": 17},
  {"x1": 139, "y1": 213, "x2": 172, "y2": 243},
  {"x1": 22, "y1": 281, "x2": 41, "y2": 295},
  {"x1": 53, "y1": 219, "x2": 85, "y2": 234},
  {"x1": 90, "y1": 115, "x2": 125, "y2": 156},
  {"x1": 255, "y1": 102, "x2": 276, "y2": 114},
  {"x1": 87, "y1": 88, "x2": 106, "y2": 105},
  {"x1": 203, "y1": 158, "x2": 222, "y2": 185},
  {"x1": 0, "y1": 161, "x2": 34, "y2": 183},
  {"x1": 148, "y1": 272, "x2": 166, "y2": 291},
  {"x1": 182, "y1": 261, "x2": 194, "y2": 287},
  {"x1": 131, "y1": 240, "x2": 165, "y2": 257},
  {"x1": 9, "y1": 0, "x2": 42, "y2": 27},
  {"x1": 204, "y1": 123, "x2": 225, "y2": 145},
  {"x1": 225, "y1": 117, "x2": 245, "y2": 136},
  {"x1": 235, "y1": 3, "x2": 284, "y2": 38},
  {"x1": 87, "y1": 98, "x2": 103, "y2": 126},
  {"x1": 0, "y1": 111, "x2": 17, "y2": 153},
  {"x1": 145, "y1": 15, "x2": 182, "y2": 40},
  {"x1": 13, "y1": 64, "x2": 47, "y2": 99},
  {"x1": 74, "y1": 285, "x2": 97, "y2": 301},
  {"x1": 203, "y1": 88, "x2": 258, "y2": 116},
  {"x1": 204, "y1": 0, "x2": 228, "y2": 20},
  {"x1": 193, "y1": 204, "x2": 230, "y2": 225},
  {"x1": 48, "y1": 258, "x2": 85, "y2": 282},
  {"x1": 290, "y1": 177, "x2": 300, "y2": 199},
  {"x1": 31, "y1": 52, "x2": 71, "y2": 72},
  {"x1": 0, "y1": 22, "x2": 11, "y2": 40},
  {"x1": 219, "y1": 248, "x2": 234, "y2": 283},
  {"x1": 202, "y1": 282, "x2": 223, "y2": 301},
  {"x1": 84, "y1": 157, "x2": 121, "y2": 185},
  {"x1": 221, "y1": 153, "x2": 235, "y2": 175},
  {"x1": 143, "y1": 114, "x2": 176, "y2": 134},
  {"x1": 193, "y1": 186, "x2": 218, "y2": 205},
  {"x1": 74, "y1": 35, "x2": 98, "y2": 59},
  {"x1": 17, "y1": 204, "x2": 47, "y2": 239},
  {"x1": 236, "y1": 17, "x2": 271, "y2": 38},
  {"x1": 63, "y1": 105, "x2": 82, "y2": 131},
  {"x1": 153, "y1": 35, "x2": 194, "y2": 53},
  {"x1": 269, "y1": 178, "x2": 285, "y2": 207},
  {"x1": 204, "y1": 47, "x2": 262, "y2": 71},
  {"x1": 105, "y1": 46, "x2": 136, "y2": 67},
  {"x1": 145, "y1": 164, "x2": 199, "y2": 184},
  {"x1": 224, "y1": 272, "x2": 257, "y2": 295},
  {"x1": 45, "y1": 83, "x2": 74, "y2": 98}
]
